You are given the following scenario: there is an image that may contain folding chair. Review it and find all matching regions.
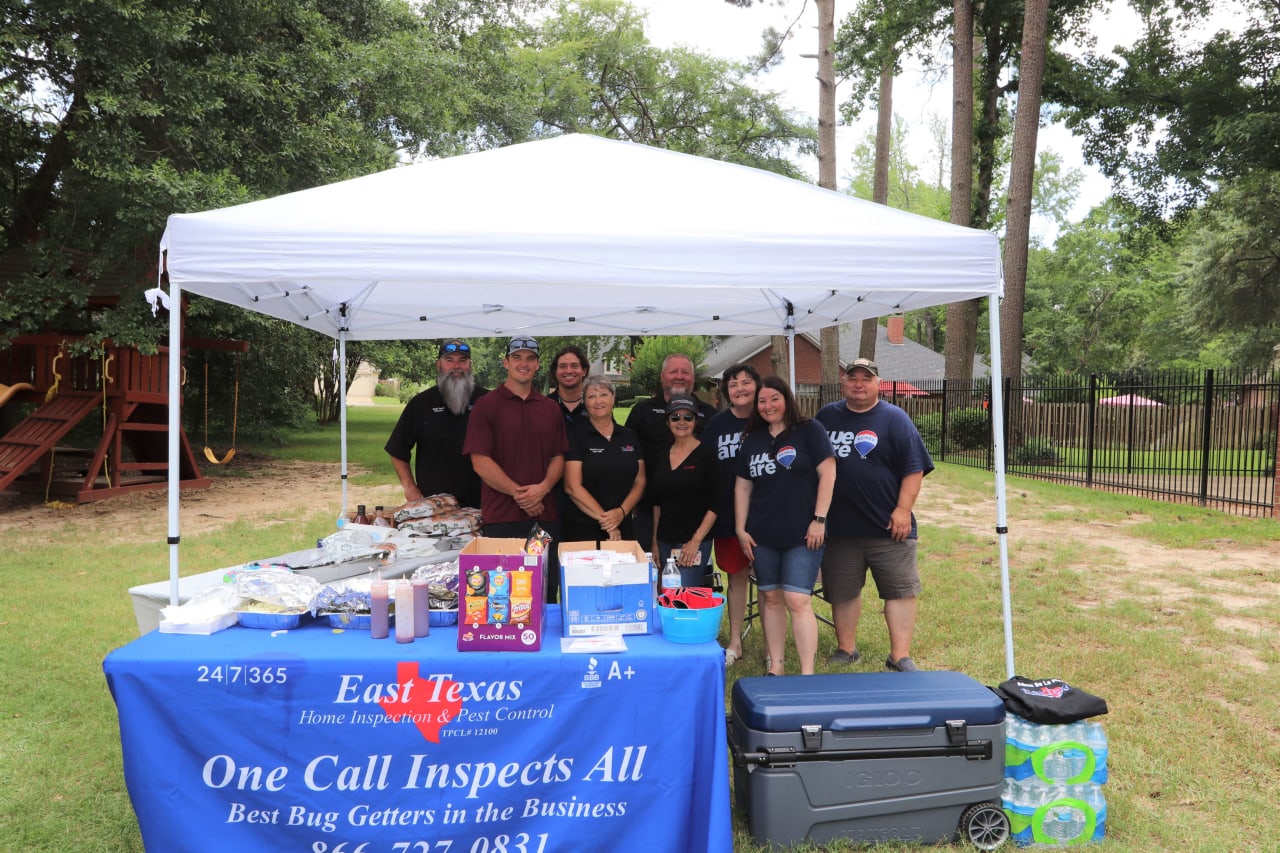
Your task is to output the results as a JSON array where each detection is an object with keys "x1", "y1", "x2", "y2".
[{"x1": 741, "y1": 572, "x2": 834, "y2": 638}]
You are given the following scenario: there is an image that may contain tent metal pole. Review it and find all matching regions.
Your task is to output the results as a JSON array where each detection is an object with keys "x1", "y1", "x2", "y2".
[
  {"x1": 987, "y1": 294, "x2": 1015, "y2": 678},
  {"x1": 785, "y1": 303, "x2": 797, "y2": 388},
  {"x1": 167, "y1": 277, "x2": 182, "y2": 606},
  {"x1": 338, "y1": 326, "x2": 349, "y2": 517}
]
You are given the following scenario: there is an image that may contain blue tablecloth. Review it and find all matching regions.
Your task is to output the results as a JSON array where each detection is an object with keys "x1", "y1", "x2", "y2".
[{"x1": 104, "y1": 607, "x2": 732, "y2": 852}]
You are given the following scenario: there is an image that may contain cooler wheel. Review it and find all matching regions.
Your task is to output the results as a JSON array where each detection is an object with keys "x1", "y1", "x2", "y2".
[{"x1": 960, "y1": 801, "x2": 1009, "y2": 851}]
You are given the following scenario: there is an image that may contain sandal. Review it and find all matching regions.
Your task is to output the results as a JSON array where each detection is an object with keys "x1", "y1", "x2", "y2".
[{"x1": 724, "y1": 649, "x2": 741, "y2": 666}]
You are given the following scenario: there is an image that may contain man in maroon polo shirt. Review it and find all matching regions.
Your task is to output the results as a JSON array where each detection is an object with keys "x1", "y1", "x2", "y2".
[{"x1": 463, "y1": 336, "x2": 569, "y2": 601}]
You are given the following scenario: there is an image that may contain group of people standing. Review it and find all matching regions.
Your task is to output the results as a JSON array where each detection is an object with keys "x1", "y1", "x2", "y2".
[{"x1": 385, "y1": 337, "x2": 933, "y2": 675}]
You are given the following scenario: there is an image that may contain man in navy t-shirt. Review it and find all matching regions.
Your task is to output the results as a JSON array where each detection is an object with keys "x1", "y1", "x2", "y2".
[{"x1": 815, "y1": 358, "x2": 934, "y2": 673}]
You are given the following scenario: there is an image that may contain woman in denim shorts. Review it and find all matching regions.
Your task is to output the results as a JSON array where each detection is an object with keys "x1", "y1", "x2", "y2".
[{"x1": 734, "y1": 377, "x2": 835, "y2": 675}]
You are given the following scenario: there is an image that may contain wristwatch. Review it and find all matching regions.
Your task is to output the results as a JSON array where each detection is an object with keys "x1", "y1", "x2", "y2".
[{"x1": 812, "y1": 515, "x2": 826, "y2": 524}]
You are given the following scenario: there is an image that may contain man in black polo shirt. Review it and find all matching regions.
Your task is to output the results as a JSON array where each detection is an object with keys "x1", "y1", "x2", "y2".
[
  {"x1": 624, "y1": 352, "x2": 717, "y2": 553},
  {"x1": 385, "y1": 339, "x2": 488, "y2": 508}
]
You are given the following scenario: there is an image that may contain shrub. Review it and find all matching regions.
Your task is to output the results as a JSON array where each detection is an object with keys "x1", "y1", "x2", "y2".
[
  {"x1": 913, "y1": 412, "x2": 944, "y2": 453},
  {"x1": 950, "y1": 407, "x2": 990, "y2": 450},
  {"x1": 398, "y1": 381, "x2": 425, "y2": 404},
  {"x1": 1013, "y1": 440, "x2": 1060, "y2": 465},
  {"x1": 373, "y1": 382, "x2": 397, "y2": 398}
]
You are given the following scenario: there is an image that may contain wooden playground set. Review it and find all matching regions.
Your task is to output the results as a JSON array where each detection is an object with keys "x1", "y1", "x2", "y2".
[{"x1": 0, "y1": 334, "x2": 245, "y2": 503}]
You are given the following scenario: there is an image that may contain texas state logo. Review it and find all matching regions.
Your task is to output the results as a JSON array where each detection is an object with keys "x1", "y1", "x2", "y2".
[
  {"x1": 775, "y1": 445, "x2": 797, "y2": 469},
  {"x1": 853, "y1": 430, "x2": 879, "y2": 459}
]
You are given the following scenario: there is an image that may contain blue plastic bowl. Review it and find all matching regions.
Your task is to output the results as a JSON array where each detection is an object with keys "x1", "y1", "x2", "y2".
[{"x1": 658, "y1": 597, "x2": 724, "y2": 644}]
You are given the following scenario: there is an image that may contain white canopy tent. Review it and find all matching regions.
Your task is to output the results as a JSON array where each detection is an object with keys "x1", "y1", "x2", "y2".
[{"x1": 159, "y1": 133, "x2": 1015, "y2": 673}]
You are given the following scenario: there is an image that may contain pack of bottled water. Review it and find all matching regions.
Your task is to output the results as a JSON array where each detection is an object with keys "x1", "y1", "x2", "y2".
[{"x1": 1002, "y1": 715, "x2": 1108, "y2": 847}]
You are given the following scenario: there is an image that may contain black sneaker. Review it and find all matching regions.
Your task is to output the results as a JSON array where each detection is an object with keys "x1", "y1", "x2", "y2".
[
  {"x1": 826, "y1": 648, "x2": 861, "y2": 666},
  {"x1": 885, "y1": 655, "x2": 920, "y2": 672}
]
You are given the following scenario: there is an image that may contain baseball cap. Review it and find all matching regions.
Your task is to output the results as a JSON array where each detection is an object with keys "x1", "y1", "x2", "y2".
[
  {"x1": 666, "y1": 397, "x2": 698, "y2": 415},
  {"x1": 846, "y1": 357, "x2": 879, "y2": 377},
  {"x1": 506, "y1": 336, "x2": 539, "y2": 356}
]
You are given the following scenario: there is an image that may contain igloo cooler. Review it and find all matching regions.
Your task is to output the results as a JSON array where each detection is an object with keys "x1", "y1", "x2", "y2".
[{"x1": 730, "y1": 671, "x2": 1009, "y2": 848}]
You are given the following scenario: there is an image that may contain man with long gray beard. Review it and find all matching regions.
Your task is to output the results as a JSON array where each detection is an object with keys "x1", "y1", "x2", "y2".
[{"x1": 386, "y1": 339, "x2": 488, "y2": 508}]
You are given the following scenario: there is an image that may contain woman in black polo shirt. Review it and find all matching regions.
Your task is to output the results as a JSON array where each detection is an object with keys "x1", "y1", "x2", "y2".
[
  {"x1": 563, "y1": 376, "x2": 646, "y2": 544},
  {"x1": 650, "y1": 397, "x2": 719, "y2": 587}
]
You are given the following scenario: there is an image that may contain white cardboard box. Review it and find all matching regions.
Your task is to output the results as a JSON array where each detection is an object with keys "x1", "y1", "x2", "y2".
[{"x1": 559, "y1": 541, "x2": 655, "y2": 636}]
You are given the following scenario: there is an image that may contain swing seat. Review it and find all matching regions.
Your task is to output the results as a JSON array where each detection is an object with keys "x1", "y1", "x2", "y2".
[
  {"x1": 0, "y1": 382, "x2": 35, "y2": 409},
  {"x1": 203, "y1": 446, "x2": 236, "y2": 465}
]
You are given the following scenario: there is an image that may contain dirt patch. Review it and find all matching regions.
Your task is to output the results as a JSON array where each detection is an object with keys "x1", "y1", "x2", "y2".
[
  {"x1": 920, "y1": 485, "x2": 1280, "y2": 673},
  {"x1": 0, "y1": 454, "x2": 403, "y2": 546}
]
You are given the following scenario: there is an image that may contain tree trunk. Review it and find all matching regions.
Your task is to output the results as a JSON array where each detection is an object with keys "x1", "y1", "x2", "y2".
[
  {"x1": 817, "y1": 0, "x2": 841, "y2": 385},
  {"x1": 770, "y1": 335, "x2": 791, "y2": 380},
  {"x1": 1000, "y1": 0, "x2": 1049, "y2": 380},
  {"x1": 944, "y1": 0, "x2": 978, "y2": 382},
  {"x1": 861, "y1": 60, "x2": 894, "y2": 364}
]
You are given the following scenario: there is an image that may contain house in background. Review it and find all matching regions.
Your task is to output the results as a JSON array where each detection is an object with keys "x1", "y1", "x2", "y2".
[{"x1": 700, "y1": 324, "x2": 988, "y2": 387}]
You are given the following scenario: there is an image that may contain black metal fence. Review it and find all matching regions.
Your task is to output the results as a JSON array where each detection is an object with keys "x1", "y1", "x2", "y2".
[{"x1": 797, "y1": 369, "x2": 1280, "y2": 518}]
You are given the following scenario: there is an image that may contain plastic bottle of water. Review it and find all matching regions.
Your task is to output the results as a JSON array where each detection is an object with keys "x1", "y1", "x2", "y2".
[
  {"x1": 1002, "y1": 778, "x2": 1107, "y2": 847},
  {"x1": 661, "y1": 555, "x2": 680, "y2": 593}
]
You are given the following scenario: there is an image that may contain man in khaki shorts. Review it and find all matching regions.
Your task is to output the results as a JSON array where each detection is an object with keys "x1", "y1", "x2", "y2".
[{"x1": 815, "y1": 359, "x2": 934, "y2": 672}]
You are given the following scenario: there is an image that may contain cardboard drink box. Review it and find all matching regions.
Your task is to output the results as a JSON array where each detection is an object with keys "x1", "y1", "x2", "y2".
[
  {"x1": 559, "y1": 541, "x2": 656, "y2": 636},
  {"x1": 457, "y1": 538, "x2": 545, "y2": 652}
]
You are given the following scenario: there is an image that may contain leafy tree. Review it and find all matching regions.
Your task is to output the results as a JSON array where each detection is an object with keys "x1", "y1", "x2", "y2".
[
  {"x1": 1022, "y1": 200, "x2": 1193, "y2": 373},
  {"x1": 1054, "y1": 3, "x2": 1279, "y2": 220},
  {"x1": 0, "y1": 0, "x2": 541, "y2": 352},
  {"x1": 1178, "y1": 171, "x2": 1280, "y2": 368},
  {"x1": 516, "y1": 0, "x2": 815, "y2": 177},
  {"x1": 845, "y1": 116, "x2": 950, "y2": 219},
  {"x1": 835, "y1": 0, "x2": 1102, "y2": 378},
  {"x1": 626, "y1": 336, "x2": 709, "y2": 398}
]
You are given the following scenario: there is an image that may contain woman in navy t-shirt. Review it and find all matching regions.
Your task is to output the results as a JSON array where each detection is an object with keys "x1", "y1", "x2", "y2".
[{"x1": 734, "y1": 377, "x2": 835, "y2": 675}]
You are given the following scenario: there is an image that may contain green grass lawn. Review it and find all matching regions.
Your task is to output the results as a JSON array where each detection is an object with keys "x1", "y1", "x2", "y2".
[{"x1": 2, "y1": 405, "x2": 1278, "y2": 851}]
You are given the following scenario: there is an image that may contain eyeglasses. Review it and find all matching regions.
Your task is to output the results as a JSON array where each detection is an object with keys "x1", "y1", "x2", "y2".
[
  {"x1": 508, "y1": 337, "x2": 539, "y2": 353},
  {"x1": 441, "y1": 342, "x2": 470, "y2": 355},
  {"x1": 668, "y1": 412, "x2": 695, "y2": 423}
]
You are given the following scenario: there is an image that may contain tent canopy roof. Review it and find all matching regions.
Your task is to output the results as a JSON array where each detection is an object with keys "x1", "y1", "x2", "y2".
[{"x1": 160, "y1": 134, "x2": 1002, "y2": 340}]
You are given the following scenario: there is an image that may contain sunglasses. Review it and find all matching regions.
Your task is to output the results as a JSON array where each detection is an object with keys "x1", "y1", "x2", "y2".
[
  {"x1": 441, "y1": 342, "x2": 470, "y2": 355},
  {"x1": 508, "y1": 337, "x2": 539, "y2": 353},
  {"x1": 668, "y1": 412, "x2": 695, "y2": 423}
]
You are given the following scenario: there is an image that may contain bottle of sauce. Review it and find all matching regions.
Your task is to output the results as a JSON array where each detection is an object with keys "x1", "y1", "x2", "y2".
[
  {"x1": 370, "y1": 577, "x2": 389, "y2": 639},
  {"x1": 373, "y1": 506, "x2": 391, "y2": 527},
  {"x1": 353, "y1": 504, "x2": 371, "y2": 525},
  {"x1": 412, "y1": 578, "x2": 431, "y2": 638},
  {"x1": 394, "y1": 580, "x2": 415, "y2": 643}
]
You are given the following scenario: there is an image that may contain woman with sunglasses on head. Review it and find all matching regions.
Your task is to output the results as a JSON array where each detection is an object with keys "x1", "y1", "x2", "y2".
[
  {"x1": 734, "y1": 376, "x2": 835, "y2": 675},
  {"x1": 562, "y1": 375, "x2": 645, "y2": 544},
  {"x1": 648, "y1": 397, "x2": 719, "y2": 587}
]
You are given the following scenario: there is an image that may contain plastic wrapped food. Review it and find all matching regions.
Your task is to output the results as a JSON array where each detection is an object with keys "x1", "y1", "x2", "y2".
[
  {"x1": 234, "y1": 566, "x2": 322, "y2": 611},
  {"x1": 392, "y1": 493, "x2": 459, "y2": 525},
  {"x1": 410, "y1": 560, "x2": 461, "y2": 609}
]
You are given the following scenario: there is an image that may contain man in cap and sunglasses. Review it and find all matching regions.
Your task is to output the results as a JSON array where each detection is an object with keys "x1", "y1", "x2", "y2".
[
  {"x1": 464, "y1": 336, "x2": 570, "y2": 600},
  {"x1": 386, "y1": 339, "x2": 488, "y2": 508}
]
